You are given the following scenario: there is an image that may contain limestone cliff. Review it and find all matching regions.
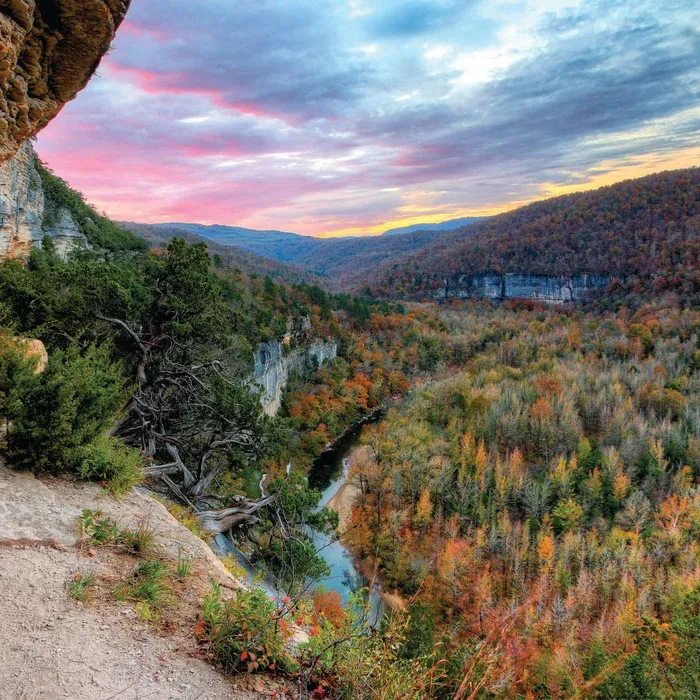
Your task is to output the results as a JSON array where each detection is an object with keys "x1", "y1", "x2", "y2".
[
  {"x1": 254, "y1": 338, "x2": 338, "y2": 416},
  {"x1": 0, "y1": 140, "x2": 85, "y2": 258},
  {"x1": 438, "y1": 272, "x2": 612, "y2": 303},
  {"x1": 0, "y1": 0, "x2": 131, "y2": 163}
]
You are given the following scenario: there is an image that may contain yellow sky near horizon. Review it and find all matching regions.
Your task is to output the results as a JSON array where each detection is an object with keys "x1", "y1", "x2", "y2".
[{"x1": 317, "y1": 146, "x2": 700, "y2": 238}]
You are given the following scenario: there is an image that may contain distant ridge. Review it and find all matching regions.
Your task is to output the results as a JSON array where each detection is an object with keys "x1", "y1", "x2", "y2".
[
  {"x1": 151, "y1": 223, "x2": 324, "y2": 263},
  {"x1": 381, "y1": 216, "x2": 484, "y2": 236},
  {"x1": 124, "y1": 222, "x2": 325, "y2": 286},
  {"x1": 360, "y1": 168, "x2": 700, "y2": 304}
]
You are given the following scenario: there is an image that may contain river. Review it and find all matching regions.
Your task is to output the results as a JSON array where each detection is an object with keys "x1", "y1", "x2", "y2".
[
  {"x1": 308, "y1": 410, "x2": 385, "y2": 622},
  {"x1": 214, "y1": 410, "x2": 386, "y2": 623}
]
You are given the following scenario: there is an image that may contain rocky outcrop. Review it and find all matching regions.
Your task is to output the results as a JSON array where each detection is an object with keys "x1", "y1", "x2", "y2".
[
  {"x1": 438, "y1": 272, "x2": 612, "y2": 303},
  {"x1": 20, "y1": 337, "x2": 47, "y2": 373},
  {"x1": 254, "y1": 339, "x2": 338, "y2": 416},
  {"x1": 0, "y1": 140, "x2": 85, "y2": 258},
  {"x1": 0, "y1": 0, "x2": 131, "y2": 163},
  {"x1": 42, "y1": 202, "x2": 85, "y2": 259},
  {"x1": 0, "y1": 140, "x2": 42, "y2": 256}
]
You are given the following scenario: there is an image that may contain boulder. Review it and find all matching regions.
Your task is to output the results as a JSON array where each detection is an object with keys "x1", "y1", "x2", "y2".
[{"x1": 20, "y1": 337, "x2": 47, "y2": 373}]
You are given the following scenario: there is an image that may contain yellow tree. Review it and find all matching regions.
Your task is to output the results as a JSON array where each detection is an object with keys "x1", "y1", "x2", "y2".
[{"x1": 414, "y1": 487, "x2": 433, "y2": 530}]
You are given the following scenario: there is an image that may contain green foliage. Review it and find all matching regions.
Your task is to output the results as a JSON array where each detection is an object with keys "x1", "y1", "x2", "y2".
[
  {"x1": 594, "y1": 650, "x2": 662, "y2": 699},
  {"x1": 552, "y1": 497, "x2": 584, "y2": 534},
  {"x1": 200, "y1": 580, "x2": 297, "y2": 675},
  {"x1": 78, "y1": 509, "x2": 120, "y2": 545},
  {"x1": 399, "y1": 601, "x2": 437, "y2": 660},
  {"x1": 67, "y1": 573, "x2": 96, "y2": 603},
  {"x1": 35, "y1": 159, "x2": 147, "y2": 253},
  {"x1": 261, "y1": 473, "x2": 336, "y2": 592},
  {"x1": 115, "y1": 559, "x2": 172, "y2": 609},
  {"x1": 6, "y1": 343, "x2": 126, "y2": 473},
  {"x1": 0, "y1": 334, "x2": 38, "y2": 415},
  {"x1": 80, "y1": 436, "x2": 143, "y2": 496}
]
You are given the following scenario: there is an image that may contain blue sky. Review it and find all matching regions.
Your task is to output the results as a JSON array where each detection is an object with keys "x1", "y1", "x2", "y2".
[{"x1": 37, "y1": 0, "x2": 699, "y2": 236}]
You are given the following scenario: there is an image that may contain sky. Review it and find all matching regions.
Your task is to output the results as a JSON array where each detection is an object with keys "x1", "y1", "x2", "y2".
[{"x1": 36, "y1": 0, "x2": 700, "y2": 237}]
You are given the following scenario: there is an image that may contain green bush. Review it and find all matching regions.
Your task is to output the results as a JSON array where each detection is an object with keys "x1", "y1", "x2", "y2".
[
  {"x1": 200, "y1": 581, "x2": 297, "y2": 675},
  {"x1": 80, "y1": 435, "x2": 143, "y2": 496},
  {"x1": 7, "y1": 343, "x2": 126, "y2": 472}
]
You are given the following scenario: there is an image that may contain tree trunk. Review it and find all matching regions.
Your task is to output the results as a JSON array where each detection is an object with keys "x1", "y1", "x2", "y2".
[{"x1": 197, "y1": 496, "x2": 276, "y2": 533}]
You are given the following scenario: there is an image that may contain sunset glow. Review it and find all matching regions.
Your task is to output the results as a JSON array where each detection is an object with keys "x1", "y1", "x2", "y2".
[{"x1": 36, "y1": 0, "x2": 699, "y2": 237}]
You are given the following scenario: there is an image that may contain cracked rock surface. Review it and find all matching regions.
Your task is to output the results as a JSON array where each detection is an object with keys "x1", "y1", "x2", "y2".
[{"x1": 0, "y1": 0, "x2": 130, "y2": 163}]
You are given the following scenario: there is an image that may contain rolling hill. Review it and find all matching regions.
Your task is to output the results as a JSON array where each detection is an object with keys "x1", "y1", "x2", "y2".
[
  {"x1": 148, "y1": 223, "x2": 325, "y2": 263},
  {"x1": 361, "y1": 168, "x2": 700, "y2": 304},
  {"x1": 127, "y1": 223, "x2": 325, "y2": 286},
  {"x1": 381, "y1": 216, "x2": 483, "y2": 236}
]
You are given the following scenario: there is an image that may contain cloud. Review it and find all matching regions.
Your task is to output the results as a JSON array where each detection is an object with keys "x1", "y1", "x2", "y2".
[
  {"x1": 35, "y1": 0, "x2": 700, "y2": 235},
  {"x1": 110, "y1": 0, "x2": 376, "y2": 121},
  {"x1": 364, "y1": 1, "x2": 472, "y2": 38}
]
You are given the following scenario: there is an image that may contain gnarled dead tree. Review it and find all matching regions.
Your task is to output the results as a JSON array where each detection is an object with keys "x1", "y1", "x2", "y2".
[{"x1": 95, "y1": 241, "x2": 279, "y2": 513}]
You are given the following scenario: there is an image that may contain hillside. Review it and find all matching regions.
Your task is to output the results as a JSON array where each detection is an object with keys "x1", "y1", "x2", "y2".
[
  {"x1": 152, "y1": 222, "x2": 325, "y2": 263},
  {"x1": 381, "y1": 216, "x2": 483, "y2": 236},
  {"x1": 128, "y1": 222, "x2": 324, "y2": 286},
  {"x1": 363, "y1": 168, "x2": 700, "y2": 304},
  {"x1": 292, "y1": 229, "x2": 446, "y2": 290}
]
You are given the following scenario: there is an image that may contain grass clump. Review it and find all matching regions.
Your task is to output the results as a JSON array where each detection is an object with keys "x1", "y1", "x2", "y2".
[
  {"x1": 118, "y1": 521, "x2": 156, "y2": 557},
  {"x1": 67, "y1": 573, "x2": 96, "y2": 603},
  {"x1": 198, "y1": 581, "x2": 297, "y2": 675},
  {"x1": 80, "y1": 436, "x2": 143, "y2": 497},
  {"x1": 115, "y1": 559, "x2": 172, "y2": 609},
  {"x1": 78, "y1": 509, "x2": 155, "y2": 556},
  {"x1": 176, "y1": 549, "x2": 193, "y2": 581}
]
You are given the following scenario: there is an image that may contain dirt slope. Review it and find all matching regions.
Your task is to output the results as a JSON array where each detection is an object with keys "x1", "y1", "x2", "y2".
[{"x1": 0, "y1": 463, "x2": 286, "y2": 699}]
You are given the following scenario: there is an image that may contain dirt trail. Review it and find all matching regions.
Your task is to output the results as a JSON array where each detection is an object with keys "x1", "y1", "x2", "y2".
[{"x1": 0, "y1": 463, "x2": 285, "y2": 699}]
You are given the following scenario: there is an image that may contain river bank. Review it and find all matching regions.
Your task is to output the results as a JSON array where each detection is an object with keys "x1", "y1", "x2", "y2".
[{"x1": 322, "y1": 443, "x2": 407, "y2": 613}]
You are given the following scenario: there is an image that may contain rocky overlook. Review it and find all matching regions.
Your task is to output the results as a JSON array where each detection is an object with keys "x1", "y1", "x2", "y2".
[
  {"x1": 0, "y1": 140, "x2": 86, "y2": 258},
  {"x1": 0, "y1": 0, "x2": 130, "y2": 163}
]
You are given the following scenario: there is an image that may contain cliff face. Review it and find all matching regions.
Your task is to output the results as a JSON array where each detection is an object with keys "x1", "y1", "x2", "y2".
[
  {"x1": 0, "y1": 0, "x2": 131, "y2": 163},
  {"x1": 254, "y1": 339, "x2": 338, "y2": 416},
  {"x1": 0, "y1": 141, "x2": 85, "y2": 258},
  {"x1": 438, "y1": 273, "x2": 612, "y2": 302}
]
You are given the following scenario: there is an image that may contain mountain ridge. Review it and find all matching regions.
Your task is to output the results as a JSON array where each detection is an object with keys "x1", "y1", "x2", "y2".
[
  {"x1": 360, "y1": 167, "x2": 700, "y2": 304},
  {"x1": 381, "y1": 216, "x2": 484, "y2": 236}
]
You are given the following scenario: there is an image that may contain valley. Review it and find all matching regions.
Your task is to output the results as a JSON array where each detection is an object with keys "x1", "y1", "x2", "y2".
[
  {"x1": 0, "y1": 2, "x2": 698, "y2": 697},
  {"x1": 0, "y1": 139, "x2": 698, "y2": 699}
]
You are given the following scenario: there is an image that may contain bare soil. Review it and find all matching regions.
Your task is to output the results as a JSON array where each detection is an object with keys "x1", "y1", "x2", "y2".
[{"x1": 0, "y1": 462, "x2": 290, "y2": 699}]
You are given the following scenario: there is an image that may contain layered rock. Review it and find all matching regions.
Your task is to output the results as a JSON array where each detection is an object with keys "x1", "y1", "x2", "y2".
[
  {"x1": 0, "y1": 140, "x2": 85, "y2": 258},
  {"x1": 439, "y1": 272, "x2": 612, "y2": 303},
  {"x1": 0, "y1": 140, "x2": 42, "y2": 256},
  {"x1": 0, "y1": 0, "x2": 131, "y2": 163},
  {"x1": 42, "y1": 202, "x2": 85, "y2": 259},
  {"x1": 253, "y1": 339, "x2": 338, "y2": 416}
]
